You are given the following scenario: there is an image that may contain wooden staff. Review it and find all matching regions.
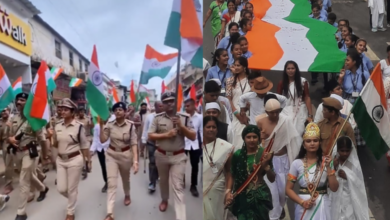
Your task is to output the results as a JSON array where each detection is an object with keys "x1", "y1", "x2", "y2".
[{"x1": 300, "y1": 112, "x2": 352, "y2": 220}]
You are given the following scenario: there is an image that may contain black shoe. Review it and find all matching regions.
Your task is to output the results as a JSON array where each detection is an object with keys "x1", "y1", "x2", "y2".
[
  {"x1": 15, "y1": 214, "x2": 27, "y2": 220},
  {"x1": 148, "y1": 182, "x2": 156, "y2": 193},
  {"x1": 55, "y1": 179, "x2": 57, "y2": 185},
  {"x1": 37, "y1": 186, "x2": 49, "y2": 202},
  {"x1": 190, "y1": 185, "x2": 199, "y2": 197},
  {"x1": 101, "y1": 183, "x2": 107, "y2": 193},
  {"x1": 82, "y1": 170, "x2": 88, "y2": 180}
]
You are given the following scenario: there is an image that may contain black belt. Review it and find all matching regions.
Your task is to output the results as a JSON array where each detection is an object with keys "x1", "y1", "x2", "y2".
[{"x1": 147, "y1": 141, "x2": 156, "y2": 146}]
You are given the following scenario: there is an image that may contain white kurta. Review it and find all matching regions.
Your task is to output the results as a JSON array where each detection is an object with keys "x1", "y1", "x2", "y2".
[
  {"x1": 368, "y1": 0, "x2": 385, "y2": 28},
  {"x1": 203, "y1": 138, "x2": 235, "y2": 220}
]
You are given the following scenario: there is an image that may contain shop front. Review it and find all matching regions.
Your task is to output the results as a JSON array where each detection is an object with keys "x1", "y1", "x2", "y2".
[{"x1": 0, "y1": 2, "x2": 39, "y2": 84}]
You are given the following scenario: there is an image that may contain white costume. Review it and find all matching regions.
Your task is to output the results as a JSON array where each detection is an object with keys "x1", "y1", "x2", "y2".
[
  {"x1": 263, "y1": 113, "x2": 302, "y2": 220},
  {"x1": 368, "y1": 0, "x2": 386, "y2": 29},
  {"x1": 331, "y1": 137, "x2": 370, "y2": 220}
]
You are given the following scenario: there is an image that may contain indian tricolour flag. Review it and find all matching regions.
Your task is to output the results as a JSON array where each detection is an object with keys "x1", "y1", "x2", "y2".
[
  {"x1": 246, "y1": 0, "x2": 345, "y2": 72},
  {"x1": 23, "y1": 61, "x2": 50, "y2": 131},
  {"x1": 86, "y1": 45, "x2": 109, "y2": 120},
  {"x1": 12, "y1": 77, "x2": 22, "y2": 97},
  {"x1": 69, "y1": 78, "x2": 82, "y2": 87},
  {"x1": 51, "y1": 67, "x2": 62, "y2": 80},
  {"x1": 352, "y1": 64, "x2": 390, "y2": 159},
  {"x1": 164, "y1": 0, "x2": 203, "y2": 68},
  {"x1": 139, "y1": 44, "x2": 178, "y2": 85},
  {"x1": 0, "y1": 64, "x2": 13, "y2": 111}
]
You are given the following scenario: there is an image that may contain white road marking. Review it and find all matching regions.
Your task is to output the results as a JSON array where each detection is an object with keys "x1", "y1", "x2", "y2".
[{"x1": 365, "y1": 45, "x2": 380, "y2": 61}]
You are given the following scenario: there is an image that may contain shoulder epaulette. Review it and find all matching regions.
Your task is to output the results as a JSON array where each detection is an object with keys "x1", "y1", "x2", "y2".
[
  {"x1": 75, "y1": 120, "x2": 83, "y2": 125},
  {"x1": 125, "y1": 119, "x2": 134, "y2": 124},
  {"x1": 155, "y1": 112, "x2": 165, "y2": 117},
  {"x1": 56, "y1": 119, "x2": 64, "y2": 124}
]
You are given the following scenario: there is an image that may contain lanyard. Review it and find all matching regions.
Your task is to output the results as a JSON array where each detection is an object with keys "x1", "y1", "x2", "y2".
[
  {"x1": 350, "y1": 72, "x2": 360, "y2": 92},
  {"x1": 203, "y1": 140, "x2": 217, "y2": 166},
  {"x1": 239, "y1": 79, "x2": 248, "y2": 94},
  {"x1": 218, "y1": 68, "x2": 228, "y2": 87}
]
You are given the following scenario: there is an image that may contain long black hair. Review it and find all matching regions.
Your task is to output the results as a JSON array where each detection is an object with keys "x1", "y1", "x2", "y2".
[
  {"x1": 347, "y1": 47, "x2": 366, "y2": 85},
  {"x1": 232, "y1": 56, "x2": 250, "y2": 88},
  {"x1": 211, "y1": 48, "x2": 227, "y2": 66},
  {"x1": 226, "y1": 32, "x2": 241, "y2": 50},
  {"x1": 337, "y1": 136, "x2": 353, "y2": 150},
  {"x1": 296, "y1": 143, "x2": 323, "y2": 167},
  {"x1": 282, "y1": 61, "x2": 303, "y2": 98}
]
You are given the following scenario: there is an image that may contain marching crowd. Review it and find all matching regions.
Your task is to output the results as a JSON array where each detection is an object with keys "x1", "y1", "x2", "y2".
[
  {"x1": 0, "y1": 89, "x2": 203, "y2": 220},
  {"x1": 202, "y1": 0, "x2": 390, "y2": 219}
]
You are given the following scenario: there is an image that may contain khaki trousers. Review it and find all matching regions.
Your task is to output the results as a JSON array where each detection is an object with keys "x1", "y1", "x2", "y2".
[
  {"x1": 15, "y1": 151, "x2": 45, "y2": 215},
  {"x1": 106, "y1": 148, "x2": 133, "y2": 216},
  {"x1": 30, "y1": 156, "x2": 46, "y2": 194},
  {"x1": 4, "y1": 151, "x2": 15, "y2": 186},
  {"x1": 155, "y1": 151, "x2": 187, "y2": 220},
  {"x1": 1, "y1": 141, "x2": 7, "y2": 166},
  {"x1": 56, "y1": 154, "x2": 84, "y2": 215}
]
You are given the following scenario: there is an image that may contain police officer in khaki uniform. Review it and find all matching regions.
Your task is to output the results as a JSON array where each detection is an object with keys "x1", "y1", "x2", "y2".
[
  {"x1": 1, "y1": 107, "x2": 16, "y2": 195},
  {"x1": 52, "y1": 98, "x2": 91, "y2": 220},
  {"x1": 148, "y1": 92, "x2": 196, "y2": 220},
  {"x1": 76, "y1": 106, "x2": 92, "y2": 180},
  {"x1": 8, "y1": 92, "x2": 49, "y2": 220},
  {"x1": 0, "y1": 107, "x2": 11, "y2": 164},
  {"x1": 99, "y1": 102, "x2": 139, "y2": 220},
  {"x1": 317, "y1": 96, "x2": 356, "y2": 155}
]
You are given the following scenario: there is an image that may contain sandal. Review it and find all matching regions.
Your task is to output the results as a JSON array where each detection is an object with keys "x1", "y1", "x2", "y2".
[{"x1": 104, "y1": 214, "x2": 114, "y2": 220}]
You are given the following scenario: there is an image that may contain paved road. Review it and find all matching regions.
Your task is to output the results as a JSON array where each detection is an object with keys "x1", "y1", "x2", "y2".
[
  {"x1": 203, "y1": 0, "x2": 388, "y2": 219},
  {"x1": 0, "y1": 156, "x2": 202, "y2": 220}
]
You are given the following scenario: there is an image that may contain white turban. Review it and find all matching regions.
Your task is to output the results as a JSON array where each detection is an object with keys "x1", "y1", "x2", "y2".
[
  {"x1": 330, "y1": 94, "x2": 344, "y2": 107},
  {"x1": 265, "y1": 99, "x2": 281, "y2": 112},
  {"x1": 205, "y1": 102, "x2": 221, "y2": 111}
]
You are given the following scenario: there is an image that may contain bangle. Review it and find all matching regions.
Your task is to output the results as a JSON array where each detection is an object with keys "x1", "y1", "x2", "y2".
[
  {"x1": 327, "y1": 170, "x2": 336, "y2": 176},
  {"x1": 134, "y1": 161, "x2": 139, "y2": 164},
  {"x1": 225, "y1": 189, "x2": 231, "y2": 195},
  {"x1": 300, "y1": 200, "x2": 305, "y2": 206},
  {"x1": 233, "y1": 111, "x2": 239, "y2": 115}
]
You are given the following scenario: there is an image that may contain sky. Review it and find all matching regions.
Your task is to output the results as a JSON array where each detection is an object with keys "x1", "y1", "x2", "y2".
[{"x1": 30, "y1": 0, "x2": 202, "y2": 98}]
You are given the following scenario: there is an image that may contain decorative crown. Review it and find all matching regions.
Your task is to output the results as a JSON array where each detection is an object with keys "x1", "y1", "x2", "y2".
[{"x1": 303, "y1": 122, "x2": 320, "y2": 140}]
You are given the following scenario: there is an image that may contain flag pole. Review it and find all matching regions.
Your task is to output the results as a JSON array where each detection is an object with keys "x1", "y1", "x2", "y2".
[{"x1": 173, "y1": 51, "x2": 181, "y2": 115}]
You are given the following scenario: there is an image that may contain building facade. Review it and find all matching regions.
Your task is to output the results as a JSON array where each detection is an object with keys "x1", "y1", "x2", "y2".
[
  {"x1": 166, "y1": 63, "x2": 203, "y2": 97},
  {"x1": 30, "y1": 15, "x2": 89, "y2": 107},
  {"x1": 0, "y1": 0, "x2": 40, "y2": 84}
]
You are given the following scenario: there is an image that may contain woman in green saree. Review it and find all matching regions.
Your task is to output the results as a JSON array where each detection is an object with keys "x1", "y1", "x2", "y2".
[{"x1": 226, "y1": 125, "x2": 276, "y2": 220}]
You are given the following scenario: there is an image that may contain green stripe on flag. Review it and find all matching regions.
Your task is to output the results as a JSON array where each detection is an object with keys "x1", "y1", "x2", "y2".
[
  {"x1": 0, "y1": 87, "x2": 14, "y2": 111},
  {"x1": 24, "y1": 95, "x2": 47, "y2": 131},
  {"x1": 164, "y1": 11, "x2": 181, "y2": 50},
  {"x1": 139, "y1": 67, "x2": 173, "y2": 85},
  {"x1": 285, "y1": 0, "x2": 345, "y2": 73},
  {"x1": 191, "y1": 46, "x2": 203, "y2": 69},
  {"x1": 352, "y1": 97, "x2": 389, "y2": 159},
  {"x1": 86, "y1": 80, "x2": 109, "y2": 121}
]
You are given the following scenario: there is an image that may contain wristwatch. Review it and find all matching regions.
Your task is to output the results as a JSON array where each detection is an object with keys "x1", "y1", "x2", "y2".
[{"x1": 308, "y1": 114, "x2": 313, "y2": 118}]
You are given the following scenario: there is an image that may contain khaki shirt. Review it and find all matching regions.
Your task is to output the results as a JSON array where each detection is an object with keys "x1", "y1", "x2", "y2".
[
  {"x1": 50, "y1": 116, "x2": 62, "y2": 128},
  {"x1": 9, "y1": 114, "x2": 46, "y2": 148},
  {"x1": 318, "y1": 117, "x2": 356, "y2": 153},
  {"x1": 76, "y1": 116, "x2": 92, "y2": 136},
  {"x1": 54, "y1": 119, "x2": 88, "y2": 155},
  {"x1": 0, "y1": 118, "x2": 10, "y2": 143},
  {"x1": 102, "y1": 119, "x2": 137, "y2": 149},
  {"x1": 148, "y1": 112, "x2": 194, "y2": 152}
]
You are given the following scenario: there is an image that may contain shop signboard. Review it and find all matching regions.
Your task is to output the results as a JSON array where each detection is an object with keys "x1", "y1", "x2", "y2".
[
  {"x1": 0, "y1": 5, "x2": 32, "y2": 56},
  {"x1": 53, "y1": 78, "x2": 71, "y2": 100}
]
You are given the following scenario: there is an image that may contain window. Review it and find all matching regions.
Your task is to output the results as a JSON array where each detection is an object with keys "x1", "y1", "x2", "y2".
[
  {"x1": 55, "y1": 40, "x2": 61, "y2": 59},
  {"x1": 79, "y1": 59, "x2": 82, "y2": 71},
  {"x1": 69, "y1": 51, "x2": 73, "y2": 66},
  {"x1": 85, "y1": 63, "x2": 88, "y2": 72}
]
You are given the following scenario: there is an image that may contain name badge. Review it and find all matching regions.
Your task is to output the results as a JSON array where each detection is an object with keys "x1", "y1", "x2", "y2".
[
  {"x1": 218, "y1": 11, "x2": 221, "y2": 16},
  {"x1": 352, "y1": 92, "x2": 359, "y2": 98},
  {"x1": 221, "y1": 88, "x2": 226, "y2": 94},
  {"x1": 211, "y1": 164, "x2": 219, "y2": 174}
]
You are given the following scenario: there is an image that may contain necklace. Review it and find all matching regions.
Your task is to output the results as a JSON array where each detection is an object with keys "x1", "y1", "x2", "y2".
[
  {"x1": 203, "y1": 140, "x2": 217, "y2": 167},
  {"x1": 247, "y1": 147, "x2": 259, "y2": 184},
  {"x1": 303, "y1": 155, "x2": 320, "y2": 193}
]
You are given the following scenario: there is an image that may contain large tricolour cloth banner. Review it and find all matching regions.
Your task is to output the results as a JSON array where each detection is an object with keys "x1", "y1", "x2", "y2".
[
  {"x1": 352, "y1": 64, "x2": 390, "y2": 159},
  {"x1": 139, "y1": 44, "x2": 178, "y2": 85},
  {"x1": 164, "y1": 0, "x2": 203, "y2": 68},
  {"x1": 24, "y1": 61, "x2": 50, "y2": 131},
  {"x1": 247, "y1": 0, "x2": 345, "y2": 72},
  {"x1": 86, "y1": 45, "x2": 109, "y2": 120}
]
